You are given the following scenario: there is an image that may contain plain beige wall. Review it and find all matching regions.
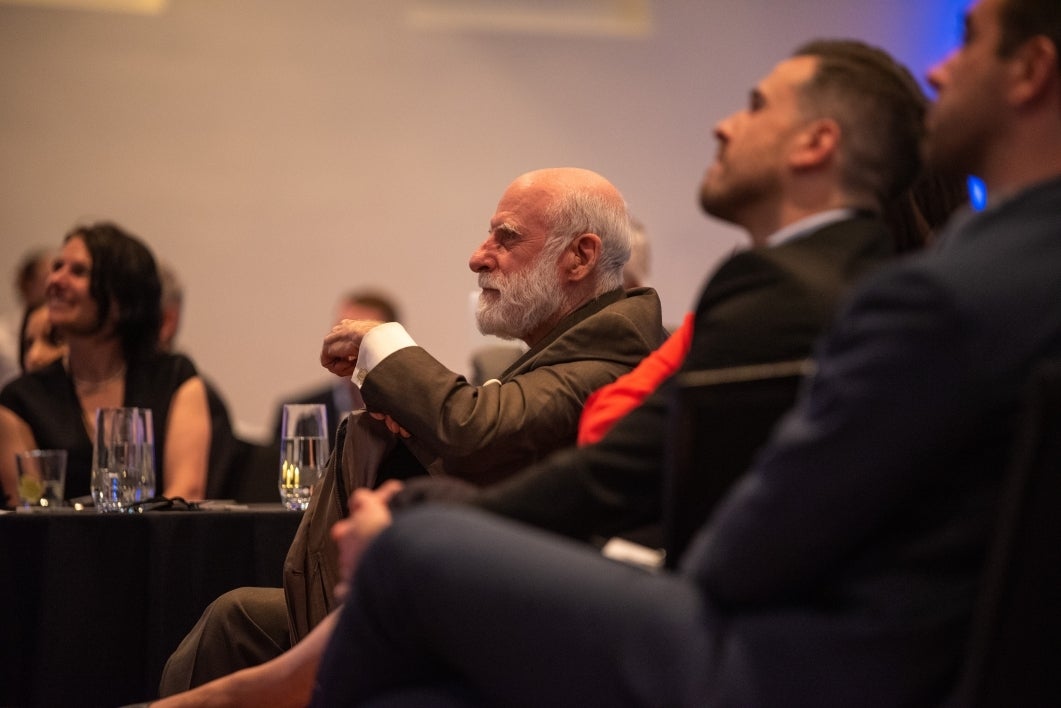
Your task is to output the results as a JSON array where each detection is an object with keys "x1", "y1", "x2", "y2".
[{"x1": 0, "y1": 0, "x2": 964, "y2": 438}]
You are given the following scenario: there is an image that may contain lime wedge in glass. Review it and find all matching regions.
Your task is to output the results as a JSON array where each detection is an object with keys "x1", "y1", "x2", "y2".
[{"x1": 18, "y1": 476, "x2": 43, "y2": 504}]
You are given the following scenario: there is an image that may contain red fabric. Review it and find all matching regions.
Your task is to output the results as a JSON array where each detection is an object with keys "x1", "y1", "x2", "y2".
[{"x1": 577, "y1": 312, "x2": 694, "y2": 446}]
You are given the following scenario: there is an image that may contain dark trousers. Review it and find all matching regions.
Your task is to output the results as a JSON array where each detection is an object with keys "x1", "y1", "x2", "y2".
[
  {"x1": 159, "y1": 586, "x2": 291, "y2": 696},
  {"x1": 311, "y1": 505, "x2": 716, "y2": 707}
]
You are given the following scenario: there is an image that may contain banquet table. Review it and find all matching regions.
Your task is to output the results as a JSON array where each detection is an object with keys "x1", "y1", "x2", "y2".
[{"x1": 0, "y1": 504, "x2": 303, "y2": 707}]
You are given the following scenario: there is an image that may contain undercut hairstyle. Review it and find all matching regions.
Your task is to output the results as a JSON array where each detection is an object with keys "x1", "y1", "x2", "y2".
[
  {"x1": 542, "y1": 188, "x2": 632, "y2": 297},
  {"x1": 997, "y1": 0, "x2": 1061, "y2": 72},
  {"x1": 793, "y1": 39, "x2": 927, "y2": 211},
  {"x1": 64, "y1": 221, "x2": 162, "y2": 364}
]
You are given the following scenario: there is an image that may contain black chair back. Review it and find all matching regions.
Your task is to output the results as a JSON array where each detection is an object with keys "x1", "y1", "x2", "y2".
[
  {"x1": 663, "y1": 359, "x2": 812, "y2": 568},
  {"x1": 226, "y1": 438, "x2": 283, "y2": 503},
  {"x1": 948, "y1": 359, "x2": 1061, "y2": 707}
]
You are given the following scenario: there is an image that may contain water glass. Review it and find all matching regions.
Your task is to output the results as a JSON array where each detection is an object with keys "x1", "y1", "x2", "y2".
[
  {"x1": 91, "y1": 407, "x2": 156, "y2": 513},
  {"x1": 279, "y1": 403, "x2": 329, "y2": 511},
  {"x1": 15, "y1": 449, "x2": 68, "y2": 509}
]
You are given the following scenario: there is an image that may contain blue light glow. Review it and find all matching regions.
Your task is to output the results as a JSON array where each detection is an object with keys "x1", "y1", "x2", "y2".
[{"x1": 967, "y1": 176, "x2": 987, "y2": 210}]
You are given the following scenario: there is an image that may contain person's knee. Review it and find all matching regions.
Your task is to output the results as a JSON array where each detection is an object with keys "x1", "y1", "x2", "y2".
[
  {"x1": 159, "y1": 587, "x2": 290, "y2": 696},
  {"x1": 219, "y1": 586, "x2": 289, "y2": 629},
  {"x1": 359, "y1": 506, "x2": 496, "y2": 591}
]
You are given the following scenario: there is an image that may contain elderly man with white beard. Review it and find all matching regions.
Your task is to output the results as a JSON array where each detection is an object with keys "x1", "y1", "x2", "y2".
[
  {"x1": 157, "y1": 166, "x2": 666, "y2": 696},
  {"x1": 317, "y1": 166, "x2": 665, "y2": 485}
]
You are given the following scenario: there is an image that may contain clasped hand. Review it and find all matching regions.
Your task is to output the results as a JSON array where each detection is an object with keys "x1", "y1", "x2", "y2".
[
  {"x1": 320, "y1": 319, "x2": 383, "y2": 377},
  {"x1": 319, "y1": 319, "x2": 412, "y2": 438}
]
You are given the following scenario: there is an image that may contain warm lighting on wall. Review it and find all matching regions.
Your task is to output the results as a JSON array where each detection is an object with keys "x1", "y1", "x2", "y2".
[
  {"x1": 0, "y1": 0, "x2": 166, "y2": 14},
  {"x1": 405, "y1": 0, "x2": 652, "y2": 37}
]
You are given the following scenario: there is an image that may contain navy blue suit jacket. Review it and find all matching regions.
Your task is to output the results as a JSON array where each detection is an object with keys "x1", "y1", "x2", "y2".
[{"x1": 685, "y1": 177, "x2": 1061, "y2": 705}]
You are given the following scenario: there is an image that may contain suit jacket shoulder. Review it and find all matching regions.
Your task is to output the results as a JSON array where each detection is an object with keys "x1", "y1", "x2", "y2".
[{"x1": 686, "y1": 216, "x2": 893, "y2": 370}]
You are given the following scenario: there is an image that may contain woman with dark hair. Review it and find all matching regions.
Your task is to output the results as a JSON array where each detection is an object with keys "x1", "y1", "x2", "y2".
[{"x1": 0, "y1": 222, "x2": 210, "y2": 508}]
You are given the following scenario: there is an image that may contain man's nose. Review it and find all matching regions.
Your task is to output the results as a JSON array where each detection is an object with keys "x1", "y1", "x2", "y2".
[{"x1": 469, "y1": 241, "x2": 495, "y2": 273}]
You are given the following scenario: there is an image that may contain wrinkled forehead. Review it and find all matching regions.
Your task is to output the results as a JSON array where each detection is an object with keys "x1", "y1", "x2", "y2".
[{"x1": 491, "y1": 178, "x2": 556, "y2": 237}]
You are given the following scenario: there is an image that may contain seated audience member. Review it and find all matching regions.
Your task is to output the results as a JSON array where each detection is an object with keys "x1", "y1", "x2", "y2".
[
  {"x1": 470, "y1": 214, "x2": 652, "y2": 385},
  {"x1": 156, "y1": 166, "x2": 667, "y2": 695},
  {"x1": 151, "y1": 38, "x2": 937, "y2": 706},
  {"x1": 19, "y1": 303, "x2": 66, "y2": 374},
  {"x1": 270, "y1": 290, "x2": 402, "y2": 440},
  {"x1": 0, "y1": 247, "x2": 53, "y2": 387},
  {"x1": 0, "y1": 222, "x2": 212, "y2": 509}
]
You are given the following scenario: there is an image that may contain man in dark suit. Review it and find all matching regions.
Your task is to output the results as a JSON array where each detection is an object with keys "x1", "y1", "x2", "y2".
[{"x1": 304, "y1": 3, "x2": 1061, "y2": 705}]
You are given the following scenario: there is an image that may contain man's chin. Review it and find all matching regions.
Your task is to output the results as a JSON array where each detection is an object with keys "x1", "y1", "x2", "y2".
[
  {"x1": 699, "y1": 178, "x2": 730, "y2": 218},
  {"x1": 476, "y1": 316, "x2": 516, "y2": 340},
  {"x1": 476, "y1": 311, "x2": 524, "y2": 341},
  {"x1": 699, "y1": 192, "x2": 728, "y2": 220}
]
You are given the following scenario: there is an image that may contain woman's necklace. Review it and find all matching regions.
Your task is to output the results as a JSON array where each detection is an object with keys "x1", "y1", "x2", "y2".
[{"x1": 72, "y1": 364, "x2": 127, "y2": 395}]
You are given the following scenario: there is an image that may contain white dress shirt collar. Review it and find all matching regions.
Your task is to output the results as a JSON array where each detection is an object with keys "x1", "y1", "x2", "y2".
[{"x1": 764, "y1": 208, "x2": 857, "y2": 248}]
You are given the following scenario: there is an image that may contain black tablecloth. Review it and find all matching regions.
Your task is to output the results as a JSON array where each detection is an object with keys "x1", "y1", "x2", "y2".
[{"x1": 0, "y1": 506, "x2": 302, "y2": 707}]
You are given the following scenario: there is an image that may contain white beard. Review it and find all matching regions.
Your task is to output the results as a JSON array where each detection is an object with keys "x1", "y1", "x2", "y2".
[{"x1": 475, "y1": 251, "x2": 564, "y2": 341}]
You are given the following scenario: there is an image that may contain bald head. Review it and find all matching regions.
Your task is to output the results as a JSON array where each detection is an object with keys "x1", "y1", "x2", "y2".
[
  {"x1": 469, "y1": 167, "x2": 632, "y2": 346},
  {"x1": 515, "y1": 167, "x2": 624, "y2": 201},
  {"x1": 515, "y1": 167, "x2": 631, "y2": 291}
]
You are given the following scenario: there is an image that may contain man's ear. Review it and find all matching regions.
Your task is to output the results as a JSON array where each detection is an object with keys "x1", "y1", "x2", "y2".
[
  {"x1": 564, "y1": 233, "x2": 602, "y2": 283},
  {"x1": 789, "y1": 117, "x2": 841, "y2": 171},
  {"x1": 1008, "y1": 35, "x2": 1059, "y2": 108}
]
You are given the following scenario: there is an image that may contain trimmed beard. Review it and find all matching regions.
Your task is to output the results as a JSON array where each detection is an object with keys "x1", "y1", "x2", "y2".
[{"x1": 476, "y1": 249, "x2": 564, "y2": 341}]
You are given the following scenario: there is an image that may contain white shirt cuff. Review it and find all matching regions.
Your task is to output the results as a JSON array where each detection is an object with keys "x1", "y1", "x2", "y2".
[{"x1": 351, "y1": 322, "x2": 417, "y2": 387}]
